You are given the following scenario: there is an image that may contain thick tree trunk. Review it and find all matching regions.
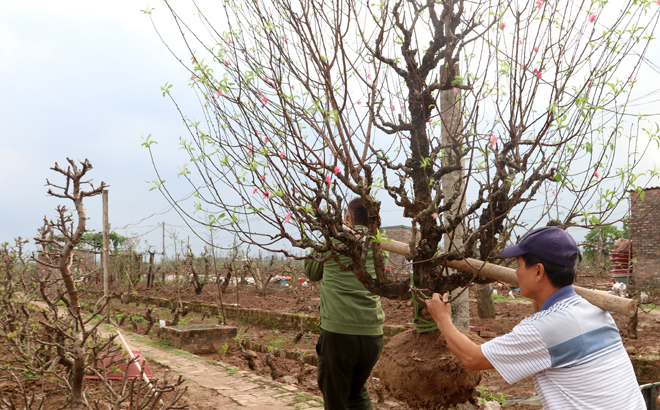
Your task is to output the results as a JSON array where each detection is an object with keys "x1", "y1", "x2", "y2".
[
  {"x1": 476, "y1": 284, "x2": 496, "y2": 319},
  {"x1": 70, "y1": 343, "x2": 85, "y2": 409},
  {"x1": 441, "y1": 72, "x2": 469, "y2": 331}
]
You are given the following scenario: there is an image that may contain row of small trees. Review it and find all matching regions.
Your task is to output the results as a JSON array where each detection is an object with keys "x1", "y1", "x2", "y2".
[{"x1": 0, "y1": 159, "x2": 188, "y2": 409}]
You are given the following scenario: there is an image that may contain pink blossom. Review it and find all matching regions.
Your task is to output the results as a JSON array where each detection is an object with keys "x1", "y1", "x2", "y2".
[
  {"x1": 452, "y1": 87, "x2": 456, "y2": 92},
  {"x1": 534, "y1": 46, "x2": 539, "y2": 52},
  {"x1": 392, "y1": 104, "x2": 396, "y2": 110},
  {"x1": 280, "y1": 151, "x2": 285, "y2": 159},
  {"x1": 226, "y1": 39, "x2": 231, "y2": 45},
  {"x1": 284, "y1": 37, "x2": 288, "y2": 43},
  {"x1": 536, "y1": 0, "x2": 544, "y2": 10},
  {"x1": 257, "y1": 90, "x2": 261, "y2": 96},
  {"x1": 431, "y1": 213, "x2": 438, "y2": 219},
  {"x1": 190, "y1": 75, "x2": 194, "y2": 81},
  {"x1": 192, "y1": 57, "x2": 197, "y2": 64},
  {"x1": 588, "y1": 82, "x2": 593, "y2": 87},
  {"x1": 253, "y1": 188, "x2": 258, "y2": 194},
  {"x1": 225, "y1": 60, "x2": 229, "y2": 67},
  {"x1": 326, "y1": 175, "x2": 332, "y2": 184},
  {"x1": 367, "y1": 73, "x2": 371, "y2": 80},
  {"x1": 264, "y1": 137, "x2": 268, "y2": 144},
  {"x1": 358, "y1": 101, "x2": 362, "y2": 105},
  {"x1": 428, "y1": 118, "x2": 432, "y2": 123},
  {"x1": 490, "y1": 134, "x2": 498, "y2": 147},
  {"x1": 594, "y1": 171, "x2": 600, "y2": 179},
  {"x1": 551, "y1": 191, "x2": 555, "y2": 194},
  {"x1": 657, "y1": 0, "x2": 660, "y2": 5},
  {"x1": 294, "y1": 189, "x2": 299, "y2": 194},
  {"x1": 217, "y1": 90, "x2": 224, "y2": 98},
  {"x1": 629, "y1": 76, "x2": 634, "y2": 83},
  {"x1": 292, "y1": 85, "x2": 295, "y2": 90},
  {"x1": 589, "y1": 14, "x2": 596, "y2": 23},
  {"x1": 534, "y1": 68, "x2": 539, "y2": 74},
  {"x1": 263, "y1": 190, "x2": 269, "y2": 199},
  {"x1": 248, "y1": 145, "x2": 253, "y2": 154},
  {"x1": 255, "y1": 130, "x2": 259, "y2": 135},
  {"x1": 41, "y1": 269, "x2": 45, "y2": 273},
  {"x1": 334, "y1": 166, "x2": 340, "y2": 174},
  {"x1": 537, "y1": 72, "x2": 543, "y2": 79},
  {"x1": 401, "y1": 104, "x2": 405, "y2": 109},
  {"x1": 260, "y1": 176, "x2": 267, "y2": 181},
  {"x1": 261, "y1": 96, "x2": 268, "y2": 105},
  {"x1": 518, "y1": 40, "x2": 522, "y2": 45},
  {"x1": 284, "y1": 212, "x2": 291, "y2": 224},
  {"x1": 349, "y1": 131, "x2": 354, "y2": 136},
  {"x1": 500, "y1": 23, "x2": 506, "y2": 30}
]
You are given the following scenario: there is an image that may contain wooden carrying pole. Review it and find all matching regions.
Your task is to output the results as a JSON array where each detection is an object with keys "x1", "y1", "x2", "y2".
[
  {"x1": 376, "y1": 238, "x2": 637, "y2": 317},
  {"x1": 116, "y1": 330, "x2": 165, "y2": 406}
]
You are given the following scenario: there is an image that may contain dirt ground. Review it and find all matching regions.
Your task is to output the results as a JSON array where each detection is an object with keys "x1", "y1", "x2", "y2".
[{"x1": 80, "y1": 272, "x2": 660, "y2": 409}]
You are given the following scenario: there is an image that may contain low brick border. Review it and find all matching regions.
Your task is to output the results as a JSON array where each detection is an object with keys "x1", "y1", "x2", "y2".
[{"x1": 87, "y1": 291, "x2": 410, "y2": 339}]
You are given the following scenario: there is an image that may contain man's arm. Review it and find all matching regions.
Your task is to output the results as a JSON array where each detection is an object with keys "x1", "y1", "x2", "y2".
[
  {"x1": 304, "y1": 257, "x2": 324, "y2": 282},
  {"x1": 426, "y1": 293, "x2": 494, "y2": 371}
]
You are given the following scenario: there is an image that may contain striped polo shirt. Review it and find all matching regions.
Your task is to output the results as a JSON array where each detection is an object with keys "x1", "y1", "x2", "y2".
[{"x1": 481, "y1": 285, "x2": 644, "y2": 410}]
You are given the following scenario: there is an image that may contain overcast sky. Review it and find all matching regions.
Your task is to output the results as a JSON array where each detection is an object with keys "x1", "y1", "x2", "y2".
[{"x1": 2, "y1": 1, "x2": 659, "y2": 259}]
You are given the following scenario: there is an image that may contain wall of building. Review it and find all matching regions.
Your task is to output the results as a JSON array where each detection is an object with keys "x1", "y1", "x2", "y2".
[
  {"x1": 382, "y1": 226, "x2": 417, "y2": 275},
  {"x1": 630, "y1": 188, "x2": 660, "y2": 287}
]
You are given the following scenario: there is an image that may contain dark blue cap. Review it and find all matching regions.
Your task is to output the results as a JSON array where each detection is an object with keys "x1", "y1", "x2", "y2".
[{"x1": 500, "y1": 226, "x2": 579, "y2": 267}]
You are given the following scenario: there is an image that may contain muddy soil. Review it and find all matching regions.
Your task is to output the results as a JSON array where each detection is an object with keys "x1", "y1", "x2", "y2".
[{"x1": 81, "y1": 271, "x2": 660, "y2": 408}]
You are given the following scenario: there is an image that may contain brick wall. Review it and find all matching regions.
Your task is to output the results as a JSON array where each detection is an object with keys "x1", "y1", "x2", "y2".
[{"x1": 630, "y1": 188, "x2": 660, "y2": 287}]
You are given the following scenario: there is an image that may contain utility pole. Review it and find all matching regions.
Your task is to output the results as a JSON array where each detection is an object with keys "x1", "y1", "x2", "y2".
[
  {"x1": 440, "y1": 68, "x2": 469, "y2": 331},
  {"x1": 102, "y1": 189, "x2": 110, "y2": 315}
]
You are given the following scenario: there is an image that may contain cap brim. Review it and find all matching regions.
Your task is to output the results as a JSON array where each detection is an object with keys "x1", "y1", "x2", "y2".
[{"x1": 499, "y1": 244, "x2": 527, "y2": 259}]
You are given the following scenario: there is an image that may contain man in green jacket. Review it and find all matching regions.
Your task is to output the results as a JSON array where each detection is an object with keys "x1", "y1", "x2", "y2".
[{"x1": 304, "y1": 197, "x2": 387, "y2": 410}]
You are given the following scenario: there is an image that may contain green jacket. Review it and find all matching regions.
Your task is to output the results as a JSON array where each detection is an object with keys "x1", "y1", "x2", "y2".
[{"x1": 304, "y1": 242, "x2": 387, "y2": 336}]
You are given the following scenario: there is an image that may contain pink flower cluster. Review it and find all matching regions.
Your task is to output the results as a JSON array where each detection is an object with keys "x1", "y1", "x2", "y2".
[{"x1": 535, "y1": 0, "x2": 543, "y2": 10}]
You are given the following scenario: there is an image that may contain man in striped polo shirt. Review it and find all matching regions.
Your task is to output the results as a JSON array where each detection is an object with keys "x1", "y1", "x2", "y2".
[{"x1": 427, "y1": 226, "x2": 645, "y2": 409}]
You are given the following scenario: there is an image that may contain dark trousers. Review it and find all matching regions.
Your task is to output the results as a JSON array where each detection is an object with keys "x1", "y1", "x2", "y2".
[{"x1": 316, "y1": 329, "x2": 384, "y2": 410}]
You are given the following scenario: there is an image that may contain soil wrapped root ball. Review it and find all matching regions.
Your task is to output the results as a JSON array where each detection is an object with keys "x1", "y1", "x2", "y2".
[{"x1": 376, "y1": 329, "x2": 483, "y2": 409}]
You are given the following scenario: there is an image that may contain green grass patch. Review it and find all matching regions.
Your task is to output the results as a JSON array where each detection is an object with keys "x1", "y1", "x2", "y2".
[{"x1": 492, "y1": 293, "x2": 530, "y2": 302}]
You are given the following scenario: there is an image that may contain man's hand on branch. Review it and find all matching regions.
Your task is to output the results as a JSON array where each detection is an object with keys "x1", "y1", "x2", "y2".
[{"x1": 426, "y1": 292, "x2": 452, "y2": 325}]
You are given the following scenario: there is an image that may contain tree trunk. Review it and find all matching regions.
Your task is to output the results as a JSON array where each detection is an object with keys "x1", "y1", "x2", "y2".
[
  {"x1": 70, "y1": 343, "x2": 85, "y2": 409},
  {"x1": 147, "y1": 251, "x2": 155, "y2": 288},
  {"x1": 476, "y1": 284, "x2": 496, "y2": 319},
  {"x1": 441, "y1": 70, "x2": 469, "y2": 331},
  {"x1": 626, "y1": 308, "x2": 638, "y2": 339}
]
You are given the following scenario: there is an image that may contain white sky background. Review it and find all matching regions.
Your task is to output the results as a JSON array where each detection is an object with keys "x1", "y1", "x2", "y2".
[{"x1": 1, "y1": 0, "x2": 660, "y2": 259}]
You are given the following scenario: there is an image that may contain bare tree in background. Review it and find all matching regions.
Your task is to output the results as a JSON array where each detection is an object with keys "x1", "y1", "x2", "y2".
[{"x1": 143, "y1": 0, "x2": 659, "y2": 328}]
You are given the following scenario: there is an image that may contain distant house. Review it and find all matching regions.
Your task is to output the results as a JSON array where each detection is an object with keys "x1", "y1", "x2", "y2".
[
  {"x1": 36, "y1": 249, "x2": 98, "y2": 272},
  {"x1": 629, "y1": 187, "x2": 660, "y2": 287},
  {"x1": 382, "y1": 225, "x2": 417, "y2": 274}
]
